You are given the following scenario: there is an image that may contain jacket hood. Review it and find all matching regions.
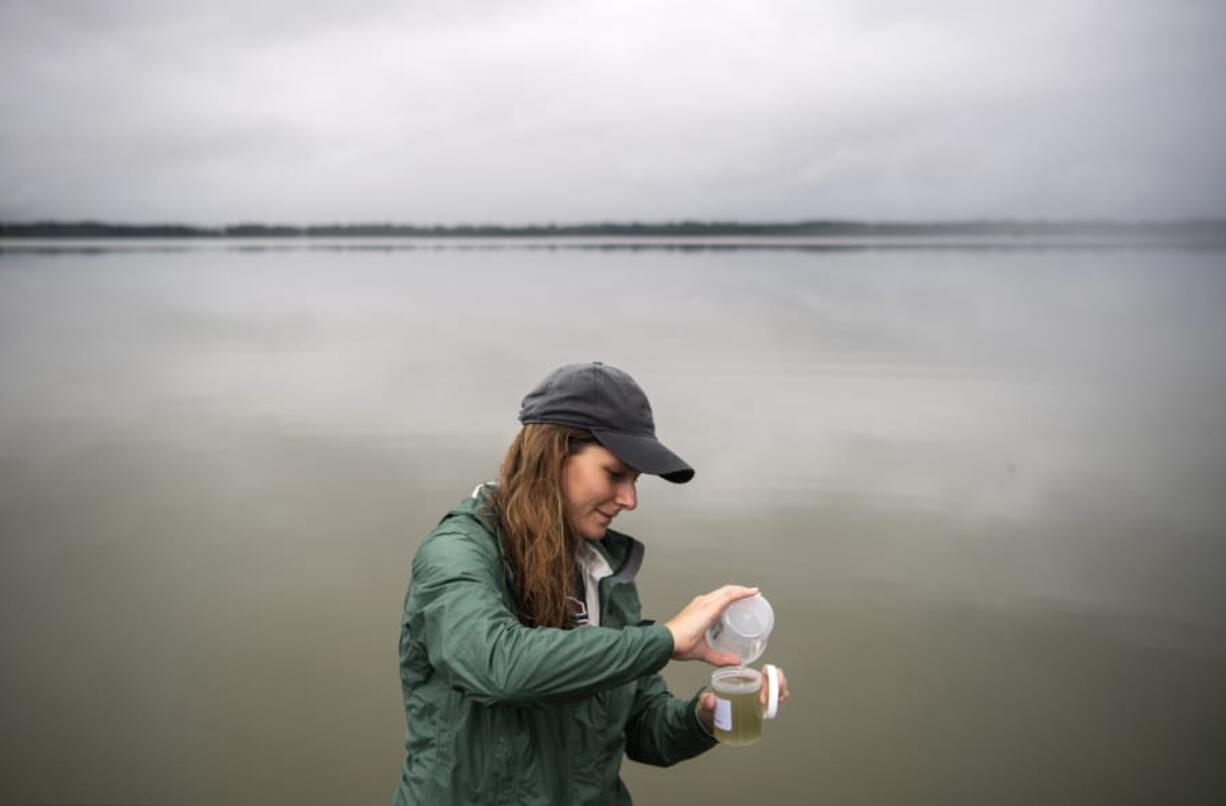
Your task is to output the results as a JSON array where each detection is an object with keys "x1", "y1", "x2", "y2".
[{"x1": 445, "y1": 482, "x2": 645, "y2": 583}]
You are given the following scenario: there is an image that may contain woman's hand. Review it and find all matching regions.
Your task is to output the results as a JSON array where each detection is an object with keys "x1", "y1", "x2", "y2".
[
  {"x1": 696, "y1": 667, "x2": 791, "y2": 731},
  {"x1": 664, "y1": 585, "x2": 760, "y2": 665}
]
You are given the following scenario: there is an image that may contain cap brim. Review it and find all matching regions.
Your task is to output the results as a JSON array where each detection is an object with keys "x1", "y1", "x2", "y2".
[{"x1": 591, "y1": 430, "x2": 695, "y2": 484}]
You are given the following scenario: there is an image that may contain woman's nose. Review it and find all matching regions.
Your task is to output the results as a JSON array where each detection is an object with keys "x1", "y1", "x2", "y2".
[{"x1": 616, "y1": 480, "x2": 637, "y2": 511}]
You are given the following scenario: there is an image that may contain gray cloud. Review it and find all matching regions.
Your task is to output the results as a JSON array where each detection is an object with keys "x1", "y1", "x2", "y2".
[{"x1": 2, "y1": 0, "x2": 1224, "y2": 223}]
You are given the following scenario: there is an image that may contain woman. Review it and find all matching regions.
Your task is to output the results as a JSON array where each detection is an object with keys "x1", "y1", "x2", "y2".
[{"x1": 393, "y1": 362, "x2": 789, "y2": 805}]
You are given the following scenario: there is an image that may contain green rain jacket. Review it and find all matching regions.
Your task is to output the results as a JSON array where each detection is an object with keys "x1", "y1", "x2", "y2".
[{"x1": 393, "y1": 485, "x2": 717, "y2": 805}]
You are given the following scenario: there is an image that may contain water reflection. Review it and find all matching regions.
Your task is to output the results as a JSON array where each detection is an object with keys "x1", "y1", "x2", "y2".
[{"x1": 1, "y1": 241, "x2": 1224, "y2": 804}]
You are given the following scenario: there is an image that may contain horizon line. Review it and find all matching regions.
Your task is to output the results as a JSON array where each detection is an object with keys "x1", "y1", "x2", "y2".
[{"x1": 3, "y1": 216, "x2": 1225, "y2": 237}]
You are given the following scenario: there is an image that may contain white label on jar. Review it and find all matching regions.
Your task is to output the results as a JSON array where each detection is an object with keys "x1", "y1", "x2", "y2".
[{"x1": 714, "y1": 697, "x2": 732, "y2": 731}]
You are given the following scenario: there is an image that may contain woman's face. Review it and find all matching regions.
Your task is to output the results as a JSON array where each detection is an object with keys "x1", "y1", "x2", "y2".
[{"x1": 562, "y1": 444, "x2": 640, "y2": 541}]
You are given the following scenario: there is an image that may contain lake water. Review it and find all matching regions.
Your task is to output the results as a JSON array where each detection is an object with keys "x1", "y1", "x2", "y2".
[{"x1": 2, "y1": 237, "x2": 1225, "y2": 804}]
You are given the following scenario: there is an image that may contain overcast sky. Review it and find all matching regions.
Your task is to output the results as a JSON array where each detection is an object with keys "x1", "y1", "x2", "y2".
[{"x1": 2, "y1": 0, "x2": 1224, "y2": 224}]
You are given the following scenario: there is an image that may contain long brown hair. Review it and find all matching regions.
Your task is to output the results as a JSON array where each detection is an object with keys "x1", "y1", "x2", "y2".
[{"x1": 488, "y1": 423, "x2": 596, "y2": 629}]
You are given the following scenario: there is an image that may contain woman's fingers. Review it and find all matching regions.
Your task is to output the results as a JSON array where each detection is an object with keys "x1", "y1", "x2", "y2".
[
  {"x1": 758, "y1": 666, "x2": 790, "y2": 709},
  {"x1": 701, "y1": 642, "x2": 744, "y2": 667},
  {"x1": 711, "y1": 585, "x2": 760, "y2": 610},
  {"x1": 699, "y1": 585, "x2": 760, "y2": 634},
  {"x1": 696, "y1": 691, "x2": 717, "y2": 731},
  {"x1": 665, "y1": 584, "x2": 759, "y2": 662}
]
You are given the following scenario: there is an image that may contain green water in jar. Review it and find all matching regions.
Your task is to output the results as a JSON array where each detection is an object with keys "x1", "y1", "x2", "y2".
[{"x1": 711, "y1": 667, "x2": 762, "y2": 746}]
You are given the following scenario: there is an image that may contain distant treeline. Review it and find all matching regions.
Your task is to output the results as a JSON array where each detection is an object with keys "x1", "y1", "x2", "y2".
[{"x1": 2, "y1": 219, "x2": 1224, "y2": 239}]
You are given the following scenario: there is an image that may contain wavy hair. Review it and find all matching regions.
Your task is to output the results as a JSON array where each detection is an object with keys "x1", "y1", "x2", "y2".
[{"x1": 488, "y1": 423, "x2": 596, "y2": 629}]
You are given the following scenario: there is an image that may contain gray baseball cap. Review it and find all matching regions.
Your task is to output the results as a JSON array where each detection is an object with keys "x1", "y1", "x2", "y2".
[{"x1": 518, "y1": 362, "x2": 695, "y2": 483}]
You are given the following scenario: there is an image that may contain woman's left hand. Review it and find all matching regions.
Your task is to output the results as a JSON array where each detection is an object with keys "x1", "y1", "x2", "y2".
[{"x1": 697, "y1": 666, "x2": 791, "y2": 732}]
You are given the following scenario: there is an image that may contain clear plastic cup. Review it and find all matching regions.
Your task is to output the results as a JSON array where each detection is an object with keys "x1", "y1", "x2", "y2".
[{"x1": 706, "y1": 593, "x2": 774, "y2": 664}]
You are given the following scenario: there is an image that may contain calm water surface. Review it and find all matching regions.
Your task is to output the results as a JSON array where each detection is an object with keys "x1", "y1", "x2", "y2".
[{"x1": 2, "y1": 239, "x2": 1225, "y2": 804}]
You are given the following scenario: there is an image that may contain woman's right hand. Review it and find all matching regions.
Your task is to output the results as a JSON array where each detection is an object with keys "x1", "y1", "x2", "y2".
[{"x1": 664, "y1": 585, "x2": 759, "y2": 665}]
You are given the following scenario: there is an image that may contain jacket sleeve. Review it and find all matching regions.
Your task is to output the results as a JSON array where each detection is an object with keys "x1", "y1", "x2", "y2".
[
  {"x1": 407, "y1": 529, "x2": 675, "y2": 707},
  {"x1": 623, "y1": 674, "x2": 719, "y2": 766}
]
